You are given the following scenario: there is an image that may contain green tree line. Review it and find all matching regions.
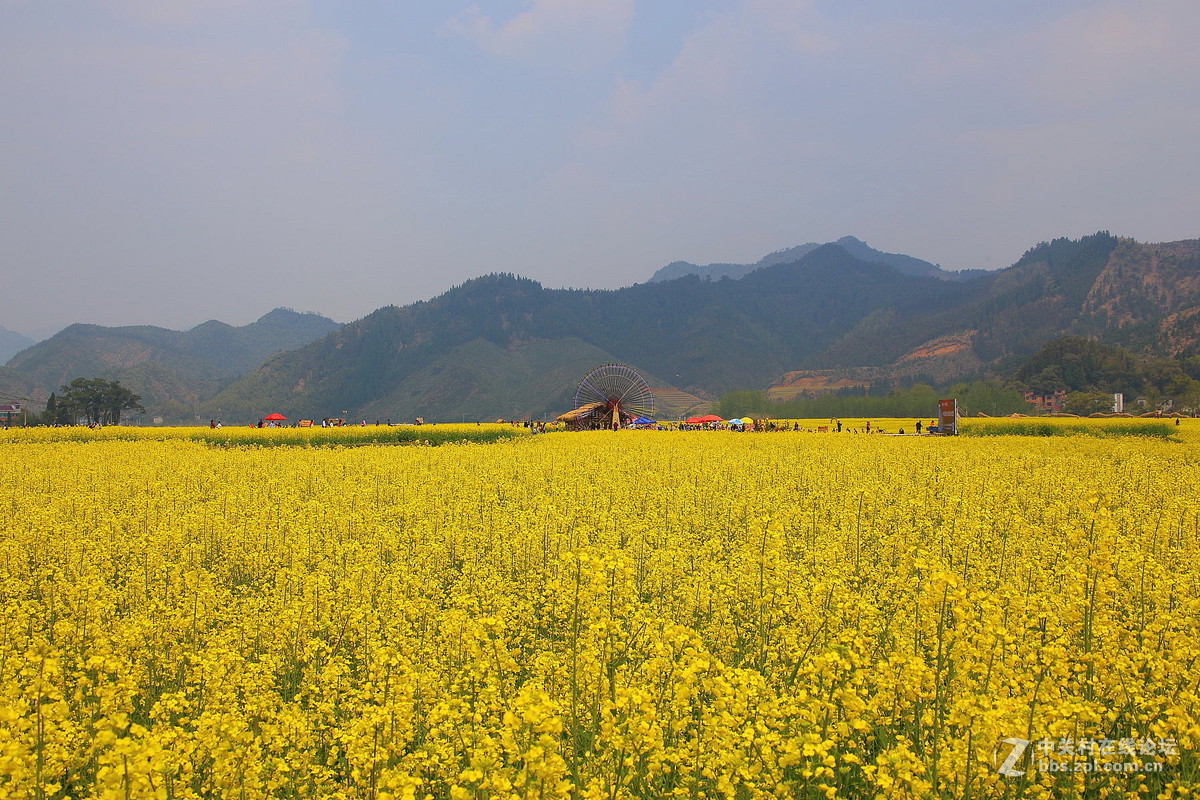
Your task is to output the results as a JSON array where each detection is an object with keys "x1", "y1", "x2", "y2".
[
  {"x1": 35, "y1": 378, "x2": 145, "y2": 426},
  {"x1": 1013, "y1": 337, "x2": 1200, "y2": 414},
  {"x1": 718, "y1": 380, "x2": 1030, "y2": 419},
  {"x1": 718, "y1": 336, "x2": 1200, "y2": 420}
]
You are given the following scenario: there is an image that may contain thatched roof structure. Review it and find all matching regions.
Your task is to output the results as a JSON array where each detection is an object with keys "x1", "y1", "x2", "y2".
[{"x1": 555, "y1": 401, "x2": 605, "y2": 424}]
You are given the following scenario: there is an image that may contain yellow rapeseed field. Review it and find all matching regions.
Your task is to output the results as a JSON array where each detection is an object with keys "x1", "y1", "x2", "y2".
[
  {"x1": 0, "y1": 423, "x2": 528, "y2": 448},
  {"x1": 0, "y1": 424, "x2": 1197, "y2": 798}
]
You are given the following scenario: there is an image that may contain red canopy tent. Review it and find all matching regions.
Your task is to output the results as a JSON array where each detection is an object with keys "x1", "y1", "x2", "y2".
[{"x1": 263, "y1": 413, "x2": 287, "y2": 421}]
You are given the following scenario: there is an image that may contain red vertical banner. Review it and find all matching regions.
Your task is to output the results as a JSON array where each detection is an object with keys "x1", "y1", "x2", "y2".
[{"x1": 938, "y1": 398, "x2": 958, "y2": 435}]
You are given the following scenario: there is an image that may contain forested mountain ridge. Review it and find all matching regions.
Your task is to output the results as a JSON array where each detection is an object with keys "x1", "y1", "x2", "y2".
[
  {"x1": 0, "y1": 309, "x2": 339, "y2": 419},
  {"x1": 202, "y1": 245, "x2": 977, "y2": 422},
  {"x1": 647, "y1": 236, "x2": 970, "y2": 283},
  {"x1": 1076, "y1": 237, "x2": 1200, "y2": 351},
  {"x1": 774, "y1": 233, "x2": 1200, "y2": 392},
  {"x1": 207, "y1": 233, "x2": 1200, "y2": 422},
  {"x1": 0, "y1": 325, "x2": 35, "y2": 364}
]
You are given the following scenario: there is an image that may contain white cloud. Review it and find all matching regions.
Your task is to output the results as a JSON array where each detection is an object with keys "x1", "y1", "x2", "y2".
[
  {"x1": 1029, "y1": 0, "x2": 1200, "y2": 110},
  {"x1": 879, "y1": 0, "x2": 1200, "y2": 265},
  {"x1": 442, "y1": 0, "x2": 634, "y2": 68},
  {"x1": 583, "y1": 0, "x2": 835, "y2": 142},
  {"x1": 743, "y1": 0, "x2": 835, "y2": 54},
  {"x1": 563, "y1": 0, "x2": 1200, "y2": 276}
]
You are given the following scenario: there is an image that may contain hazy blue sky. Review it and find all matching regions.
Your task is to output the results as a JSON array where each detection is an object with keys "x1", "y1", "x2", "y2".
[{"x1": 3, "y1": 0, "x2": 1198, "y2": 337}]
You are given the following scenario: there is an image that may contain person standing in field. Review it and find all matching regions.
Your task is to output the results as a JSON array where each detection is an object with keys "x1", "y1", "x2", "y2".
[{"x1": 916, "y1": 420, "x2": 922, "y2": 434}]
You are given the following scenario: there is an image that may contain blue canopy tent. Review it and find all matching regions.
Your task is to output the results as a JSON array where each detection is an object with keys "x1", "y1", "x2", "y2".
[{"x1": 631, "y1": 416, "x2": 657, "y2": 426}]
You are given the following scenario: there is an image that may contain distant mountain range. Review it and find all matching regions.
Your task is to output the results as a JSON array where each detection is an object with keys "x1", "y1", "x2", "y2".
[
  {"x1": 4, "y1": 233, "x2": 1198, "y2": 422},
  {"x1": 0, "y1": 325, "x2": 34, "y2": 364},
  {"x1": 0, "y1": 309, "x2": 339, "y2": 419},
  {"x1": 647, "y1": 236, "x2": 988, "y2": 283},
  {"x1": 199, "y1": 232, "x2": 1200, "y2": 422}
]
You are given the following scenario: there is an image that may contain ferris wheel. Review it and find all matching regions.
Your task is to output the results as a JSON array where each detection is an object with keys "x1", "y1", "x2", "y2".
[{"x1": 572, "y1": 364, "x2": 655, "y2": 429}]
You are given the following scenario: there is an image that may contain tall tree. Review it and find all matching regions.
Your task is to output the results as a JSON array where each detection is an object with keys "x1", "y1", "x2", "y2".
[
  {"x1": 41, "y1": 392, "x2": 75, "y2": 425},
  {"x1": 59, "y1": 378, "x2": 145, "y2": 425}
]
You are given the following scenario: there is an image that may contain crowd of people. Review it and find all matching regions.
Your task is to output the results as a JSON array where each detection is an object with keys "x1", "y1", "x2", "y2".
[{"x1": 639, "y1": 417, "x2": 943, "y2": 434}]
